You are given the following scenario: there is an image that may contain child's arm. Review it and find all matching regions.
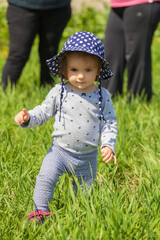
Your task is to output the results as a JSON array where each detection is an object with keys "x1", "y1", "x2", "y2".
[
  {"x1": 100, "y1": 89, "x2": 118, "y2": 163},
  {"x1": 15, "y1": 109, "x2": 30, "y2": 125},
  {"x1": 101, "y1": 146, "x2": 117, "y2": 164},
  {"x1": 14, "y1": 85, "x2": 60, "y2": 128}
]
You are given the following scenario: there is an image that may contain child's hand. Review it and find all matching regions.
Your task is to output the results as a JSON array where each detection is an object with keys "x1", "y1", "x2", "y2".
[
  {"x1": 15, "y1": 109, "x2": 30, "y2": 125},
  {"x1": 101, "y1": 146, "x2": 117, "y2": 164}
]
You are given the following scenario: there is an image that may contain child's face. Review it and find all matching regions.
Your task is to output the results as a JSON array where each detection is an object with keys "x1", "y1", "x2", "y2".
[{"x1": 66, "y1": 53, "x2": 101, "y2": 92}]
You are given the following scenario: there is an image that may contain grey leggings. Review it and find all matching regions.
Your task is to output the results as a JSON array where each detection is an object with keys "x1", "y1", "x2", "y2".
[{"x1": 33, "y1": 141, "x2": 98, "y2": 211}]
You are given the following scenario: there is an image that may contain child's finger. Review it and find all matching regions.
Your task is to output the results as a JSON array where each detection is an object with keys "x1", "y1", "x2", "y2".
[
  {"x1": 103, "y1": 155, "x2": 113, "y2": 164},
  {"x1": 113, "y1": 155, "x2": 117, "y2": 165},
  {"x1": 101, "y1": 147, "x2": 112, "y2": 157},
  {"x1": 15, "y1": 109, "x2": 29, "y2": 124},
  {"x1": 22, "y1": 109, "x2": 29, "y2": 121},
  {"x1": 22, "y1": 109, "x2": 28, "y2": 115},
  {"x1": 15, "y1": 115, "x2": 19, "y2": 124},
  {"x1": 15, "y1": 113, "x2": 22, "y2": 123},
  {"x1": 102, "y1": 152, "x2": 113, "y2": 163},
  {"x1": 23, "y1": 115, "x2": 29, "y2": 121},
  {"x1": 102, "y1": 151, "x2": 111, "y2": 160}
]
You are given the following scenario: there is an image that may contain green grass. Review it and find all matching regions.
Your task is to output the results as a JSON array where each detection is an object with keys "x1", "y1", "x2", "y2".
[{"x1": 1, "y1": 6, "x2": 160, "y2": 240}]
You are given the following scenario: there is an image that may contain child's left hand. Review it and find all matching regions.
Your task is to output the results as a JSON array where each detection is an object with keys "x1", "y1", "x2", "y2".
[{"x1": 101, "y1": 146, "x2": 117, "y2": 164}]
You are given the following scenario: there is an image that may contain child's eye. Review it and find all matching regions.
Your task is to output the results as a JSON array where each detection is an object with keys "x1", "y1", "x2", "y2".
[
  {"x1": 71, "y1": 68, "x2": 77, "y2": 72},
  {"x1": 86, "y1": 69, "x2": 92, "y2": 72}
]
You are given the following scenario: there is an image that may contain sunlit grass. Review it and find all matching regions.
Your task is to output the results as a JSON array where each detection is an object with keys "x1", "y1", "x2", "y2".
[{"x1": 0, "y1": 6, "x2": 160, "y2": 240}]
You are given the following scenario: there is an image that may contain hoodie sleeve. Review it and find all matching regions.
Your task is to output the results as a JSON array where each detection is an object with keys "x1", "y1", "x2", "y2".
[
  {"x1": 21, "y1": 84, "x2": 61, "y2": 128},
  {"x1": 100, "y1": 88, "x2": 118, "y2": 154}
]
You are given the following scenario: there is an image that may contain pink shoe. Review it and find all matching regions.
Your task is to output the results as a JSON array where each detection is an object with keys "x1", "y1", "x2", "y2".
[{"x1": 27, "y1": 210, "x2": 53, "y2": 223}]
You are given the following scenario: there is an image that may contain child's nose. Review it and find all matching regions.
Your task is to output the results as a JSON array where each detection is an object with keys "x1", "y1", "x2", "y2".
[{"x1": 78, "y1": 72, "x2": 84, "y2": 79}]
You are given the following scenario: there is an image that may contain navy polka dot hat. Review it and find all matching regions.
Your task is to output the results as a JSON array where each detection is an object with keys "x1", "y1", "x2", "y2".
[{"x1": 46, "y1": 31, "x2": 113, "y2": 80}]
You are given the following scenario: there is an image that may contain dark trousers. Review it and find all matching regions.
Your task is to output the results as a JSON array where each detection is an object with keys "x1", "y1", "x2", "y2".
[
  {"x1": 102, "y1": 3, "x2": 160, "y2": 101},
  {"x1": 2, "y1": 3, "x2": 71, "y2": 88}
]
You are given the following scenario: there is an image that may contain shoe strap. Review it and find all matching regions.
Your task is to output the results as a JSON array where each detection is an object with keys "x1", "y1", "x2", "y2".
[{"x1": 27, "y1": 210, "x2": 54, "y2": 218}]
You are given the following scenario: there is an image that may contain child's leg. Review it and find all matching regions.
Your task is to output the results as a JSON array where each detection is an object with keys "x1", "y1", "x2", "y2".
[
  {"x1": 33, "y1": 142, "x2": 98, "y2": 210},
  {"x1": 73, "y1": 158, "x2": 97, "y2": 193},
  {"x1": 33, "y1": 143, "x2": 67, "y2": 211},
  {"x1": 66, "y1": 151, "x2": 98, "y2": 194}
]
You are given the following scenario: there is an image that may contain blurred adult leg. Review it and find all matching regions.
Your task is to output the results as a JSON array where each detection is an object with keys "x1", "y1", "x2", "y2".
[
  {"x1": 124, "y1": 3, "x2": 160, "y2": 101},
  {"x1": 2, "y1": 4, "x2": 38, "y2": 89},
  {"x1": 102, "y1": 8, "x2": 126, "y2": 96},
  {"x1": 38, "y1": 5, "x2": 71, "y2": 86}
]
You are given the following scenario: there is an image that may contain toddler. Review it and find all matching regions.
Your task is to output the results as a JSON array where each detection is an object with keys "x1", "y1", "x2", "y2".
[{"x1": 15, "y1": 31, "x2": 118, "y2": 223}]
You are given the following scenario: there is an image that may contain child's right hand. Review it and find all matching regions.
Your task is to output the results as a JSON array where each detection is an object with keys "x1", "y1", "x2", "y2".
[{"x1": 15, "y1": 109, "x2": 30, "y2": 125}]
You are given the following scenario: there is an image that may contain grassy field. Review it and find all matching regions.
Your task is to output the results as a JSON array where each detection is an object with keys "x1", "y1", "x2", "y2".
[{"x1": 0, "y1": 6, "x2": 160, "y2": 240}]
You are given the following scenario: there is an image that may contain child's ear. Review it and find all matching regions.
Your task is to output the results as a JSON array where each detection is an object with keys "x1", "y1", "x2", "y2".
[
  {"x1": 97, "y1": 64, "x2": 102, "y2": 75},
  {"x1": 59, "y1": 69, "x2": 67, "y2": 80},
  {"x1": 96, "y1": 75, "x2": 99, "y2": 81},
  {"x1": 63, "y1": 70, "x2": 68, "y2": 80},
  {"x1": 61, "y1": 65, "x2": 68, "y2": 79}
]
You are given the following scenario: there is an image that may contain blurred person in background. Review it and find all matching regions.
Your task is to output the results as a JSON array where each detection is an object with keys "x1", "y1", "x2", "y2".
[
  {"x1": 102, "y1": 0, "x2": 160, "y2": 101},
  {"x1": 1, "y1": 0, "x2": 71, "y2": 89}
]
